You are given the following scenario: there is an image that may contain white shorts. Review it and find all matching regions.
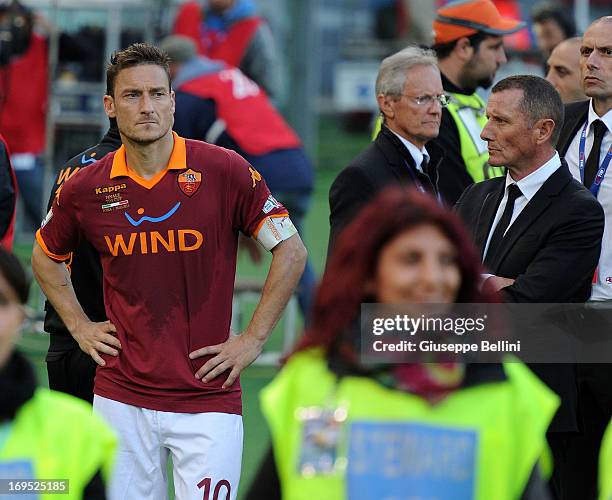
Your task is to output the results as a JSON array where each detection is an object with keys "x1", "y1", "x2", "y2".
[{"x1": 93, "y1": 395, "x2": 243, "y2": 500}]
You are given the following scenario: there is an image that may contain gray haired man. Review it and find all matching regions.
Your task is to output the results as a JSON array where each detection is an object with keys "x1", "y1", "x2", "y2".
[{"x1": 327, "y1": 45, "x2": 447, "y2": 252}]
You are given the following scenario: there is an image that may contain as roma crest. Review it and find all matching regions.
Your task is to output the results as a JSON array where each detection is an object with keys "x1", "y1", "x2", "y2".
[{"x1": 178, "y1": 169, "x2": 202, "y2": 197}]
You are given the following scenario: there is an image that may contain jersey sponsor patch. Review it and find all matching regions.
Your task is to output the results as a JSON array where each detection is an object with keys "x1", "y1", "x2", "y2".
[
  {"x1": 102, "y1": 200, "x2": 130, "y2": 213},
  {"x1": 262, "y1": 195, "x2": 281, "y2": 214},
  {"x1": 256, "y1": 215, "x2": 297, "y2": 251},
  {"x1": 178, "y1": 168, "x2": 202, "y2": 197},
  {"x1": 124, "y1": 202, "x2": 181, "y2": 227},
  {"x1": 41, "y1": 209, "x2": 53, "y2": 228}
]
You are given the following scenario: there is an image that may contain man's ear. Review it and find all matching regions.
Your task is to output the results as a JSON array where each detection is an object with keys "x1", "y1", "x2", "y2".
[
  {"x1": 376, "y1": 94, "x2": 395, "y2": 122},
  {"x1": 103, "y1": 95, "x2": 116, "y2": 119},
  {"x1": 535, "y1": 118, "x2": 555, "y2": 145},
  {"x1": 453, "y1": 37, "x2": 475, "y2": 62}
]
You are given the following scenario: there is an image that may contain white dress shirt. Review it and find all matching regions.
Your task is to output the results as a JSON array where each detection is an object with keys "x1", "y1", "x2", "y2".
[
  {"x1": 483, "y1": 152, "x2": 561, "y2": 260},
  {"x1": 565, "y1": 100, "x2": 612, "y2": 301},
  {"x1": 388, "y1": 128, "x2": 430, "y2": 172}
]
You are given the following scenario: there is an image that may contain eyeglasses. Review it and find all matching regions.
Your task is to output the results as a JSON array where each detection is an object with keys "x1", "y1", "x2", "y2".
[{"x1": 400, "y1": 94, "x2": 452, "y2": 108}]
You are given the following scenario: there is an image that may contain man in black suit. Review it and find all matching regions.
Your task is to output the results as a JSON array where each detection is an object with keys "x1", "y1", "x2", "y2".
[
  {"x1": 328, "y1": 45, "x2": 445, "y2": 251},
  {"x1": 555, "y1": 16, "x2": 612, "y2": 500},
  {"x1": 44, "y1": 119, "x2": 121, "y2": 403},
  {"x1": 558, "y1": 17, "x2": 612, "y2": 302},
  {"x1": 455, "y1": 75, "x2": 604, "y2": 499}
]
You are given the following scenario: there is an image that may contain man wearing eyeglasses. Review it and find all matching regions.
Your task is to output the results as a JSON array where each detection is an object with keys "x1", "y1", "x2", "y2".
[
  {"x1": 428, "y1": 0, "x2": 525, "y2": 206},
  {"x1": 328, "y1": 45, "x2": 445, "y2": 252}
]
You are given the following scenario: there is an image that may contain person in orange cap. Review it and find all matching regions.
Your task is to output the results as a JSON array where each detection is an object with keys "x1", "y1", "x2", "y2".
[{"x1": 426, "y1": 0, "x2": 525, "y2": 206}]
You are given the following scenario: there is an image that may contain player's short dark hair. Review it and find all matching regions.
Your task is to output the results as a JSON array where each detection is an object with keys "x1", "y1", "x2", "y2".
[
  {"x1": 106, "y1": 43, "x2": 171, "y2": 97},
  {"x1": 0, "y1": 246, "x2": 29, "y2": 304},
  {"x1": 492, "y1": 75, "x2": 564, "y2": 146},
  {"x1": 433, "y1": 31, "x2": 489, "y2": 60},
  {"x1": 531, "y1": 2, "x2": 576, "y2": 38}
]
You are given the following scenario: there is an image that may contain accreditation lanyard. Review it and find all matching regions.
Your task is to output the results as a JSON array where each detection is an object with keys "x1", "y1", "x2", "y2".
[
  {"x1": 403, "y1": 159, "x2": 426, "y2": 193},
  {"x1": 579, "y1": 121, "x2": 612, "y2": 198},
  {"x1": 402, "y1": 159, "x2": 444, "y2": 204}
]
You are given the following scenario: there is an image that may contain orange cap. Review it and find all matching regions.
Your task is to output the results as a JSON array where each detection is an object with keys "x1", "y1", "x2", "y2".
[{"x1": 433, "y1": 0, "x2": 525, "y2": 46}]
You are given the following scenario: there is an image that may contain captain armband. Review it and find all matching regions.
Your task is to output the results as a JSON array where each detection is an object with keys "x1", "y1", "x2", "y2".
[{"x1": 254, "y1": 214, "x2": 298, "y2": 251}]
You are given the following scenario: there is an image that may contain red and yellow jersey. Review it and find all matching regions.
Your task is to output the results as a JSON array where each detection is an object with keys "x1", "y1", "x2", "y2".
[{"x1": 36, "y1": 133, "x2": 292, "y2": 414}]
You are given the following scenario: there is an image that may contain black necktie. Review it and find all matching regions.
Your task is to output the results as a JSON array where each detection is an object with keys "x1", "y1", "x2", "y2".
[
  {"x1": 420, "y1": 155, "x2": 429, "y2": 174},
  {"x1": 584, "y1": 120, "x2": 608, "y2": 188},
  {"x1": 485, "y1": 183, "x2": 522, "y2": 266}
]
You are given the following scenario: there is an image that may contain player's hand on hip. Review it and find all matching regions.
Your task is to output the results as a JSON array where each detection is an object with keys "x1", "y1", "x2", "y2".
[
  {"x1": 190, "y1": 334, "x2": 265, "y2": 388},
  {"x1": 72, "y1": 320, "x2": 121, "y2": 367}
]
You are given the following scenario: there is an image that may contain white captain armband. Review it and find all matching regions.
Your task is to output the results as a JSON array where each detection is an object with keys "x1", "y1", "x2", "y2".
[{"x1": 255, "y1": 215, "x2": 298, "y2": 251}]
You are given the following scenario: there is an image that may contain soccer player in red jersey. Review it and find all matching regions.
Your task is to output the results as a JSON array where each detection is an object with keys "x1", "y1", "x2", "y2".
[{"x1": 31, "y1": 43, "x2": 307, "y2": 500}]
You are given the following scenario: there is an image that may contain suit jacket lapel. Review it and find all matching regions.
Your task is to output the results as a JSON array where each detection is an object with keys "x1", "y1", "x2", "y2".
[
  {"x1": 488, "y1": 164, "x2": 572, "y2": 271},
  {"x1": 475, "y1": 181, "x2": 505, "y2": 259},
  {"x1": 376, "y1": 127, "x2": 414, "y2": 183},
  {"x1": 376, "y1": 127, "x2": 436, "y2": 192},
  {"x1": 558, "y1": 101, "x2": 589, "y2": 156}
]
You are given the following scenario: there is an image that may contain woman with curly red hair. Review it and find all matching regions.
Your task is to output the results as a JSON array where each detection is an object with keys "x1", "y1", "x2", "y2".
[{"x1": 247, "y1": 188, "x2": 557, "y2": 500}]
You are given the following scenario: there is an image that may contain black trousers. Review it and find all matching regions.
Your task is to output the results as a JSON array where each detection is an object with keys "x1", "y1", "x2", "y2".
[
  {"x1": 548, "y1": 363, "x2": 612, "y2": 500},
  {"x1": 46, "y1": 347, "x2": 96, "y2": 404}
]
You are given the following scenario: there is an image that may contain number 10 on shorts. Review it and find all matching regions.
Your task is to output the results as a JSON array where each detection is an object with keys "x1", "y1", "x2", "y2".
[{"x1": 197, "y1": 477, "x2": 231, "y2": 500}]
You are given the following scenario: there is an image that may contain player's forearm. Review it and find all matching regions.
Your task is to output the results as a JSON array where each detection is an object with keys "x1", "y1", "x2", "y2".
[
  {"x1": 245, "y1": 233, "x2": 307, "y2": 342},
  {"x1": 31, "y1": 242, "x2": 90, "y2": 334}
]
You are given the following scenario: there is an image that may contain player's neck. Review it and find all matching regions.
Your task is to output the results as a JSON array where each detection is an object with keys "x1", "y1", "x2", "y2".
[
  {"x1": 593, "y1": 96, "x2": 612, "y2": 118},
  {"x1": 122, "y1": 131, "x2": 174, "y2": 180}
]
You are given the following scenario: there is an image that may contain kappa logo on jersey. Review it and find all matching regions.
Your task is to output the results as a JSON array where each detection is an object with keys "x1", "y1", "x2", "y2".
[
  {"x1": 95, "y1": 183, "x2": 127, "y2": 195},
  {"x1": 178, "y1": 168, "x2": 202, "y2": 197},
  {"x1": 249, "y1": 166, "x2": 262, "y2": 188},
  {"x1": 125, "y1": 202, "x2": 181, "y2": 227}
]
